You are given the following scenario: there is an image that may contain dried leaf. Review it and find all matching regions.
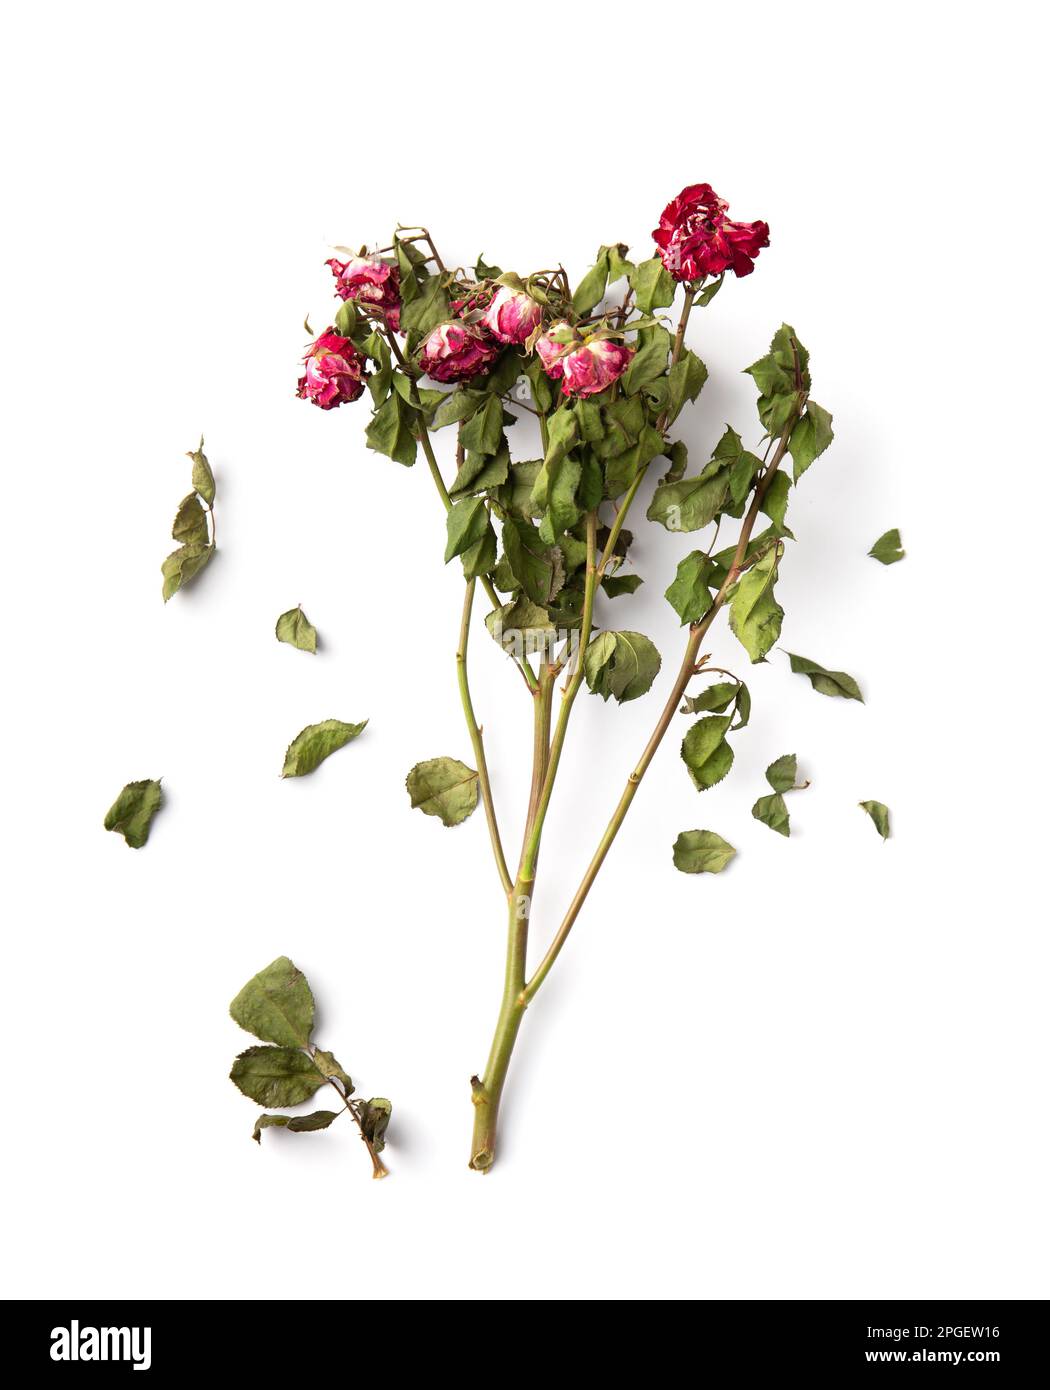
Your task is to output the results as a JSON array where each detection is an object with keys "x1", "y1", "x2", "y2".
[
  {"x1": 787, "y1": 653, "x2": 864, "y2": 702},
  {"x1": 680, "y1": 716, "x2": 734, "y2": 792},
  {"x1": 187, "y1": 436, "x2": 215, "y2": 506},
  {"x1": 406, "y1": 757, "x2": 479, "y2": 827},
  {"x1": 869, "y1": 528, "x2": 905, "y2": 565},
  {"x1": 672, "y1": 830, "x2": 736, "y2": 874},
  {"x1": 583, "y1": 631, "x2": 662, "y2": 703},
  {"x1": 282, "y1": 720, "x2": 367, "y2": 777},
  {"x1": 752, "y1": 791, "x2": 790, "y2": 836},
  {"x1": 103, "y1": 779, "x2": 163, "y2": 849},
  {"x1": 276, "y1": 606, "x2": 318, "y2": 654},
  {"x1": 229, "y1": 1046, "x2": 326, "y2": 1107},
  {"x1": 358, "y1": 1097, "x2": 392, "y2": 1153},
  {"x1": 252, "y1": 1111, "x2": 338, "y2": 1143},
  {"x1": 161, "y1": 543, "x2": 213, "y2": 601},
  {"x1": 229, "y1": 956, "x2": 315, "y2": 1049},
  {"x1": 859, "y1": 800, "x2": 891, "y2": 839}
]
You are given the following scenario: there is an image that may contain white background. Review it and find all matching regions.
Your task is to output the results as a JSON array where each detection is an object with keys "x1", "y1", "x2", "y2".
[{"x1": 2, "y1": 1, "x2": 1047, "y2": 1301}]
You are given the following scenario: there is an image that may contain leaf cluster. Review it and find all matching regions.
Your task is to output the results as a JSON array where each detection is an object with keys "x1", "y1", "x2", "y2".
[{"x1": 229, "y1": 957, "x2": 391, "y2": 1175}]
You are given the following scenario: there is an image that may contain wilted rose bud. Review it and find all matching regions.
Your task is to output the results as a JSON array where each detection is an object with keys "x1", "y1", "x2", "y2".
[
  {"x1": 326, "y1": 255, "x2": 401, "y2": 331},
  {"x1": 539, "y1": 333, "x2": 634, "y2": 398},
  {"x1": 297, "y1": 329, "x2": 368, "y2": 409},
  {"x1": 653, "y1": 183, "x2": 769, "y2": 281},
  {"x1": 418, "y1": 321, "x2": 500, "y2": 383},
  {"x1": 481, "y1": 286, "x2": 543, "y2": 345},
  {"x1": 534, "y1": 321, "x2": 578, "y2": 379}
]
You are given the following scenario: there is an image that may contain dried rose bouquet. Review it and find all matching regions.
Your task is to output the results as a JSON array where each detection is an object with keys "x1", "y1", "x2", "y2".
[{"x1": 298, "y1": 184, "x2": 836, "y2": 1171}]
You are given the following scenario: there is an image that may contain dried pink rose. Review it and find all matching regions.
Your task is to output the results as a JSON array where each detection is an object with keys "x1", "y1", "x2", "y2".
[
  {"x1": 480, "y1": 286, "x2": 542, "y2": 345},
  {"x1": 297, "y1": 329, "x2": 368, "y2": 409},
  {"x1": 534, "y1": 321, "x2": 578, "y2": 379},
  {"x1": 326, "y1": 254, "x2": 401, "y2": 331},
  {"x1": 540, "y1": 334, "x2": 634, "y2": 398},
  {"x1": 418, "y1": 321, "x2": 500, "y2": 383}
]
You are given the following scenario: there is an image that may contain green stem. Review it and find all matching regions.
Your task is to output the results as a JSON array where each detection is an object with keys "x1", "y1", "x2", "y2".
[
  {"x1": 469, "y1": 669, "x2": 554, "y2": 1170},
  {"x1": 519, "y1": 513, "x2": 598, "y2": 882},
  {"x1": 458, "y1": 578, "x2": 513, "y2": 897},
  {"x1": 314, "y1": 1059, "x2": 389, "y2": 1179},
  {"x1": 524, "y1": 413, "x2": 799, "y2": 1003}
]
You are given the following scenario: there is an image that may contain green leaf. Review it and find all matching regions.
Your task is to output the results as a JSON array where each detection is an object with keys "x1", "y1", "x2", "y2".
[
  {"x1": 444, "y1": 497, "x2": 490, "y2": 563},
  {"x1": 252, "y1": 1110, "x2": 338, "y2": 1143},
  {"x1": 275, "y1": 606, "x2": 318, "y2": 654},
  {"x1": 601, "y1": 573, "x2": 643, "y2": 598},
  {"x1": 103, "y1": 778, "x2": 163, "y2": 849},
  {"x1": 503, "y1": 518, "x2": 562, "y2": 605},
  {"x1": 647, "y1": 471, "x2": 728, "y2": 533},
  {"x1": 187, "y1": 437, "x2": 215, "y2": 506},
  {"x1": 229, "y1": 956, "x2": 315, "y2": 1049},
  {"x1": 765, "y1": 752, "x2": 805, "y2": 793},
  {"x1": 161, "y1": 543, "x2": 213, "y2": 601},
  {"x1": 760, "y1": 471, "x2": 791, "y2": 533},
  {"x1": 869, "y1": 528, "x2": 905, "y2": 565},
  {"x1": 605, "y1": 243, "x2": 634, "y2": 283},
  {"x1": 667, "y1": 351, "x2": 708, "y2": 422},
  {"x1": 572, "y1": 249, "x2": 610, "y2": 315},
  {"x1": 859, "y1": 800, "x2": 891, "y2": 839},
  {"x1": 744, "y1": 323, "x2": 809, "y2": 397},
  {"x1": 230, "y1": 1046, "x2": 326, "y2": 1107},
  {"x1": 486, "y1": 597, "x2": 558, "y2": 656},
  {"x1": 787, "y1": 652, "x2": 864, "y2": 701},
  {"x1": 172, "y1": 492, "x2": 209, "y2": 546},
  {"x1": 752, "y1": 792, "x2": 790, "y2": 836},
  {"x1": 681, "y1": 716, "x2": 734, "y2": 792},
  {"x1": 432, "y1": 388, "x2": 485, "y2": 430},
  {"x1": 312, "y1": 1049, "x2": 353, "y2": 1092},
  {"x1": 729, "y1": 451, "x2": 763, "y2": 506},
  {"x1": 623, "y1": 324, "x2": 672, "y2": 395},
  {"x1": 789, "y1": 401, "x2": 834, "y2": 482},
  {"x1": 664, "y1": 551, "x2": 714, "y2": 625},
  {"x1": 672, "y1": 829, "x2": 736, "y2": 874},
  {"x1": 358, "y1": 1097, "x2": 392, "y2": 1152},
  {"x1": 334, "y1": 298, "x2": 358, "y2": 336},
  {"x1": 660, "y1": 440, "x2": 689, "y2": 484},
  {"x1": 733, "y1": 682, "x2": 752, "y2": 729},
  {"x1": 282, "y1": 719, "x2": 368, "y2": 777},
  {"x1": 496, "y1": 459, "x2": 542, "y2": 520},
  {"x1": 400, "y1": 277, "x2": 451, "y2": 343},
  {"x1": 680, "y1": 681, "x2": 739, "y2": 715},
  {"x1": 406, "y1": 757, "x2": 479, "y2": 827},
  {"x1": 449, "y1": 441, "x2": 510, "y2": 500},
  {"x1": 630, "y1": 257, "x2": 676, "y2": 314},
  {"x1": 647, "y1": 425, "x2": 741, "y2": 532},
  {"x1": 696, "y1": 274, "x2": 724, "y2": 307},
  {"x1": 395, "y1": 241, "x2": 420, "y2": 302},
  {"x1": 460, "y1": 394, "x2": 504, "y2": 456},
  {"x1": 531, "y1": 407, "x2": 580, "y2": 539},
  {"x1": 583, "y1": 630, "x2": 662, "y2": 703},
  {"x1": 460, "y1": 521, "x2": 497, "y2": 581},
  {"x1": 365, "y1": 393, "x2": 417, "y2": 467},
  {"x1": 362, "y1": 332, "x2": 393, "y2": 404},
  {"x1": 729, "y1": 545, "x2": 784, "y2": 663}
]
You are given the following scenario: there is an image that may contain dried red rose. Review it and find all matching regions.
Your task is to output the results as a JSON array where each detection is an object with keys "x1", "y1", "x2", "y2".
[{"x1": 653, "y1": 183, "x2": 769, "y2": 282}]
